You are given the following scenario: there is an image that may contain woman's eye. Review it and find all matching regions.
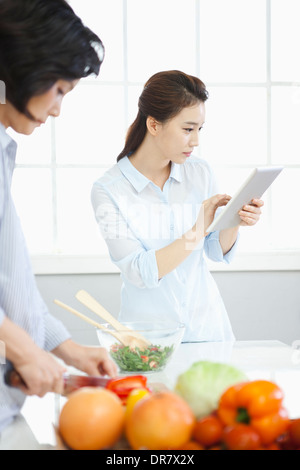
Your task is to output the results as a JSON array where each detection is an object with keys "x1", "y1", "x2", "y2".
[{"x1": 184, "y1": 128, "x2": 193, "y2": 133}]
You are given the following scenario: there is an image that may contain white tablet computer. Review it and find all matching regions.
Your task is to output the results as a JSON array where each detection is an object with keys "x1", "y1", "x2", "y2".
[{"x1": 207, "y1": 166, "x2": 283, "y2": 232}]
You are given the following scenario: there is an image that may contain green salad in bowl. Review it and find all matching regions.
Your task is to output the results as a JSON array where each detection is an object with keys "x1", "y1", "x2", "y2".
[
  {"x1": 97, "y1": 321, "x2": 185, "y2": 374},
  {"x1": 110, "y1": 343, "x2": 175, "y2": 372}
]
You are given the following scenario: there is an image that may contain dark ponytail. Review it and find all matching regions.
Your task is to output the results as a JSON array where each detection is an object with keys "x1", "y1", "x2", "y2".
[
  {"x1": 117, "y1": 70, "x2": 209, "y2": 162},
  {"x1": 117, "y1": 111, "x2": 146, "y2": 161}
]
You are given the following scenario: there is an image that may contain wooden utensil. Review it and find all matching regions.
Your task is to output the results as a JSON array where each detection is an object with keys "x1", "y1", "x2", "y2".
[
  {"x1": 54, "y1": 298, "x2": 150, "y2": 350},
  {"x1": 75, "y1": 289, "x2": 131, "y2": 333},
  {"x1": 54, "y1": 299, "x2": 129, "y2": 346},
  {"x1": 75, "y1": 290, "x2": 150, "y2": 349}
]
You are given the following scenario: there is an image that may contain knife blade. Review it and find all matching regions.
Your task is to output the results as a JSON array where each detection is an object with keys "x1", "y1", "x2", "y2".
[
  {"x1": 62, "y1": 373, "x2": 113, "y2": 395},
  {"x1": 4, "y1": 368, "x2": 114, "y2": 395}
]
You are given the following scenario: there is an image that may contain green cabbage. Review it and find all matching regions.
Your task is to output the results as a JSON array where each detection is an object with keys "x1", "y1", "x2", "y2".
[{"x1": 174, "y1": 361, "x2": 248, "y2": 419}]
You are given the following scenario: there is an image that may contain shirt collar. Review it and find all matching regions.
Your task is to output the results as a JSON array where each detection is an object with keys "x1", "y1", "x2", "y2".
[
  {"x1": 118, "y1": 156, "x2": 150, "y2": 193},
  {"x1": 118, "y1": 156, "x2": 182, "y2": 193},
  {"x1": 0, "y1": 122, "x2": 17, "y2": 179},
  {"x1": 169, "y1": 162, "x2": 182, "y2": 183},
  {"x1": 0, "y1": 122, "x2": 15, "y2": 153}
]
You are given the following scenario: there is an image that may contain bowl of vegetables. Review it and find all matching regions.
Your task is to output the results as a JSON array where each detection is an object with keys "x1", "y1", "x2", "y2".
[{"x1": 97, "y1": 321, "x2": 185, "y2": 374}]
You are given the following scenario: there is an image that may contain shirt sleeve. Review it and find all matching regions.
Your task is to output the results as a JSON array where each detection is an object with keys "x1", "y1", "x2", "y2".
[
  {"x1": 204, "y1": 230, "x2": 239, "y2": 264},
  {"x1": 91, "y1": 183, "x2": 160, "y2": 289},
  {"x1": 0, "y1": 147, "x2": 5, "y2": 226},
  {"x1": 43, "y1": 311, "x2": 71, "y2": 351},
  {"x1": 36, "y1": 291, "x2": 71, "y2": 351},
  {"x1": 36, "y1": 293, "x2": 71, "y2": 351},
  {"x1": 0, "y1": 299, "x2": 70, "y2": 352},
  {"x1": 0, "y1": 152, "x2": 5, "y2": 325}
]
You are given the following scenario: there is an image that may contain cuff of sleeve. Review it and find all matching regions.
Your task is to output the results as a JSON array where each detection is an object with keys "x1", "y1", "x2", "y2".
[
  {"x1": 43, "y1": 313, "x2": 71, "y2": 352},
  {"x1": 205, "y1": 231, "x2": 240, "y2": 264},
  {"x1": 138, "y1": 249, "x2": 160, "y2": 289},
  {"x1": 223, "y1": 232, "x2": 240, "y2": 263}
]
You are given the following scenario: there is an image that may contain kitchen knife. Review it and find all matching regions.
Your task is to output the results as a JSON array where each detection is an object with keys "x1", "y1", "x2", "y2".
[
  {"x1": 62, "y1": 374, "x2": 113, "y2": 395},
  {"x1": 4, "y1": 368, "x2": 114, "y2": 395}
]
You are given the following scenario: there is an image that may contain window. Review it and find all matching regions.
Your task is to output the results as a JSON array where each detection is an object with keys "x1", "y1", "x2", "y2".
[{"x1": 9, "y1": 0, "x2": 300, "y2": 273}]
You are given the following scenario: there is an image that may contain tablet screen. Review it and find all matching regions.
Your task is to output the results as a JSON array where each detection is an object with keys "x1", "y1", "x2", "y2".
[{"x1": 207, "y1": 166, "x2": 283, "y2": 232}]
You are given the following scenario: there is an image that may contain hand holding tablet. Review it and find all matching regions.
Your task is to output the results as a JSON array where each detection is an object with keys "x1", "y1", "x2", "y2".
[{"x1": 207, "y1": 166, "x2": 283, "y2": 233}]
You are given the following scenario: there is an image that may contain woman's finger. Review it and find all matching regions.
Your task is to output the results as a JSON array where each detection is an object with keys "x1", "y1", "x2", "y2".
[
  {"x1": 242, "y1": 205, "x2": 262, "y2": 215},
  {"x1": 251, "y1": 198, "x2": 264, "y2": 207},
  {"x1": 239, "y1": 213, "x2": 259, "y2": 226},
  {"x1": 239, "y1": 209, "x2": 260, "y2": 219}
]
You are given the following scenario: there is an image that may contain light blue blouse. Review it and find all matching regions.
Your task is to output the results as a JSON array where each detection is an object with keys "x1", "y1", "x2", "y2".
[
  {"x1": 0, "y1": 123, "x2": 70, "y2": 432},
  {"x1": 92, "y1": 156, "x2": 238, "y2": 343}
]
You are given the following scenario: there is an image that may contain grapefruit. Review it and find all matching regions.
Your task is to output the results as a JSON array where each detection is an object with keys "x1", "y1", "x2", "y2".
[
  {"x1": 125, "y1": 390, "x2": 195, "y2": 450},
  {"x1": 59, "y1": 387, "x2": 125, "y2": 450}
]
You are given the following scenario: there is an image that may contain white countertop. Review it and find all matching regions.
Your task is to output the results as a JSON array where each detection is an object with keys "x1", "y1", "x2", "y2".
[{"x1": 17, "y1": 340, "x2": 300, "y2": 449}]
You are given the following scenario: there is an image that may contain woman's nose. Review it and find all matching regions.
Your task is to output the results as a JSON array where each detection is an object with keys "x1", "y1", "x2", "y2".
[
  {"x1": 50, "y1": 99, "x2": 62, "y2": 118},
  {"x1": 190, "y1": 132, "x2": 200, "y2": 147}
]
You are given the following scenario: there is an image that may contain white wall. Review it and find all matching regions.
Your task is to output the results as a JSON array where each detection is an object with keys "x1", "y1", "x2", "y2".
[{"x1": 36, "y1": 271, "x2": 300, "y2": 347}]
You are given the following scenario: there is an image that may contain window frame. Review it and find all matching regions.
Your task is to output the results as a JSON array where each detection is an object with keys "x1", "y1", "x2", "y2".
[{"x1": 12, "y1": 0, "x2": 300, "y2": 274}]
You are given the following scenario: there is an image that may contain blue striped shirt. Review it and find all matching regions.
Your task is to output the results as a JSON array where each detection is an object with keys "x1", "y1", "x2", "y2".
[{"x1": 0, "y1": 123, "x2": 70, "y2": 431}]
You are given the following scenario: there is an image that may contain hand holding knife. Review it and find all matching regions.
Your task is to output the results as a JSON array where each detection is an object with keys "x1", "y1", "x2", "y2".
[
  {"x1": 4, "y1": 367, "x2": 112, "y2": 396},
  {"x1": 4, "y1": 367, "x2": 149, "y2": 404}
]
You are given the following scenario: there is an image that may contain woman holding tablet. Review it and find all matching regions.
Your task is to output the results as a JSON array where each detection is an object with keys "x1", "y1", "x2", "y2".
[{"x1": 92, "y1": 70, "x2": 263, "y2": 342}]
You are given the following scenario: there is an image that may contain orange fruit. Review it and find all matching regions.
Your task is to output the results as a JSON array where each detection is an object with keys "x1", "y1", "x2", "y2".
[
  {"x1": 59, "y1": 387, "x2": 125, "y2": 450},
  {"x1": 125, "y1": 390, "x2": 195, "y2": 450}
]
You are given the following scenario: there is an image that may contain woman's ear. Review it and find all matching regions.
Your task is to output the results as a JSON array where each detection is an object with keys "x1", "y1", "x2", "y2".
[{"x1": 146, "y1": 116, "x2": 161, "y2": 136}]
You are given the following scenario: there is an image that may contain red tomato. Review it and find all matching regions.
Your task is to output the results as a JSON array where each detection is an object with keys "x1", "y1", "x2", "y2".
[
  {"x1": 193, "y1": 415, "x2": 224, "y2": 447},
  {"x1": 288, "y1": 419, "x2": 300, "y2": 448},
  {"x1": 264, "y1": 443, "x2": 280, "y2": 450},
  {"x1": 178, "y1": 441, "x2": 204, "y2": 450},
  {"x1": 222, "y1": 424, "x2": 262, "y2": 450}
]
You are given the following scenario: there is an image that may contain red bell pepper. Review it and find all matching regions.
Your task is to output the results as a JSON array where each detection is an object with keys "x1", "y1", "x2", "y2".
[{"x1": 105, "y1": 375, "x2": 148, "y2": 404}]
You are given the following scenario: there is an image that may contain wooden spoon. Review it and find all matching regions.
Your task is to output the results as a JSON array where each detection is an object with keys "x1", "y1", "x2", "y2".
[
  {"x1": 54, "y1": 299, "x2": 129, "y2": 346},
  {"x1": 75, "y1": 290, "x2": 151, "y2": 350},
  {"x1": 75, "y1": 289, "x2": 131, "y2": 333}
]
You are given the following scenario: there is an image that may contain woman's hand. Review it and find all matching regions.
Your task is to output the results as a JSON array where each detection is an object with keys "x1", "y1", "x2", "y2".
[
  {"x1": 0, "y1": 316, "x2": 66, "y2": 397},
  {"x1": 73, "y1": 345, "x2": 118, "y2": 378},
  {"x1": 238, "y1": 198, "x2": 264, "y2": 227},
  {"x1": 16, "y1": 342, "x2": 118, "y2": 397},
  {"x1": 196, "y1": 194, "x2": 231, "y2": 236},
  {"x1": 52, "y1": 340, "x2": 118, "y2": 378},
  {"x1": 15, "y1": 350, "x2": 67, "y2": 397}
]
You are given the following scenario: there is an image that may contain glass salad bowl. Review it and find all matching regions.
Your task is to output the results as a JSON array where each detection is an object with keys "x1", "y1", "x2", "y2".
[{"x1": 97, "y1": 321, "x2": 185, "y2": 374}]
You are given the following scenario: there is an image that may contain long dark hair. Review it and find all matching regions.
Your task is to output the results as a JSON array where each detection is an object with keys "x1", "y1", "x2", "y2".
[
  {"x1": 117, "y1": 70, "x2": 209, "y2": 162},
  {"x1": 0, "y1": 0, "x2": 104, "y2": 116}
]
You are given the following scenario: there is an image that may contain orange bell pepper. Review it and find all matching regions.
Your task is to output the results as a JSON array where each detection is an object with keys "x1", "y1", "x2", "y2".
[{"x1": 217, "y1": 380, "x2": 290, "y2": 445}]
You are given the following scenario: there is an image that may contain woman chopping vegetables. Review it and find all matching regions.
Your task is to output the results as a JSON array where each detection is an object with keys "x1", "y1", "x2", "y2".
[
  {"x1": 0, "y1": 0, "x2": 117, "y2": 447},
  {"x1": 92, "y1": 70, "x2": 264, "y2": 343}
]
